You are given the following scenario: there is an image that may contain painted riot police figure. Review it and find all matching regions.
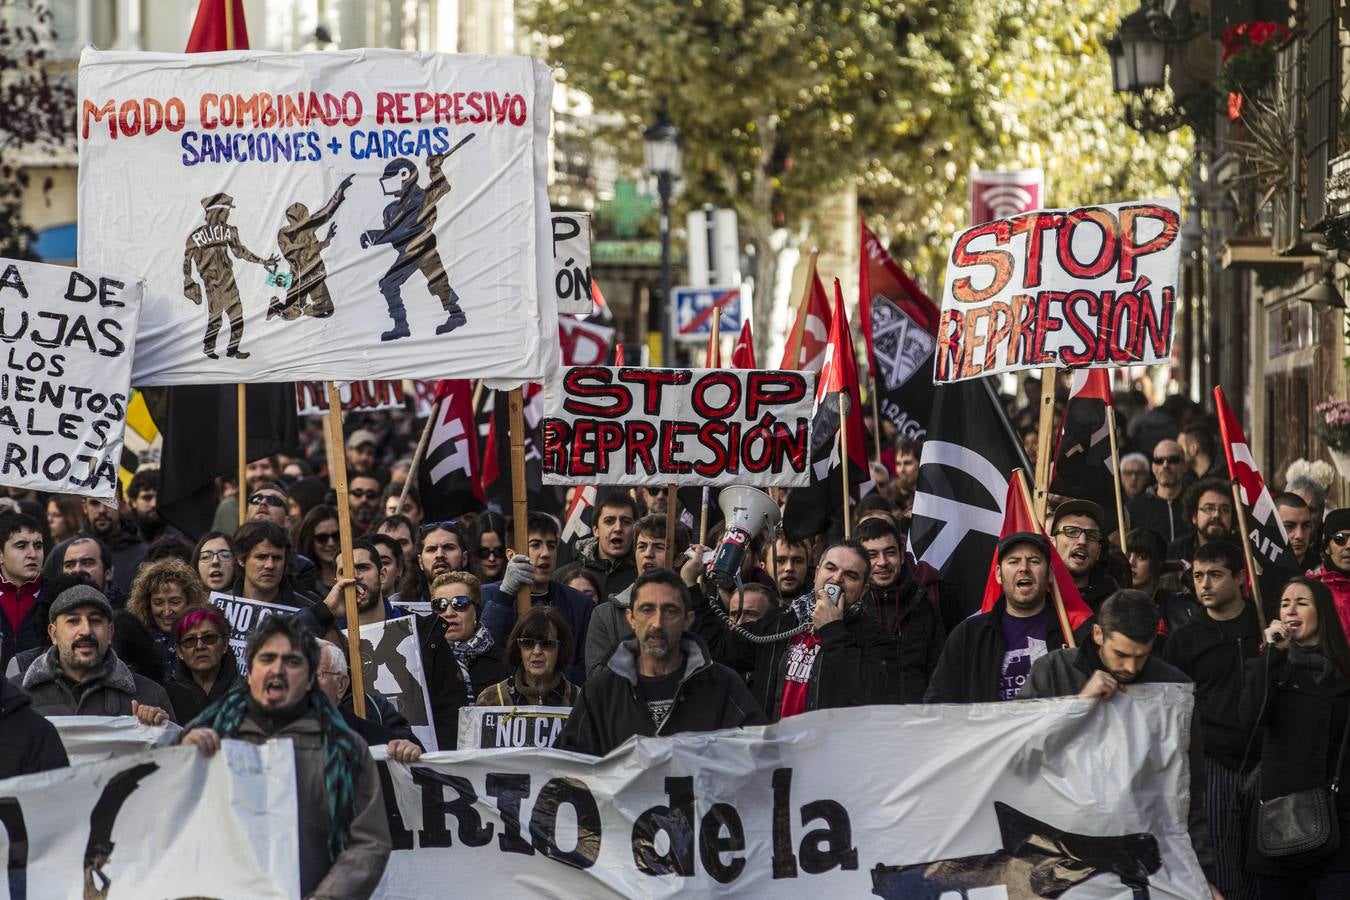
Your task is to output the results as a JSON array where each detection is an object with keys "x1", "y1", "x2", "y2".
[
  {"x1": 183, "y1": 192, "x2": 280, "y2": 360},
  {"x1": 360, "y1": 151, "x2": 468, "y2": 342}
]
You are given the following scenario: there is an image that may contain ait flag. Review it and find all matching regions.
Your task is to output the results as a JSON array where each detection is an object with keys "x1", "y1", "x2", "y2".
[
  {"x1": 1215, "y1": 386, "x2": 1297, "y2": 572},
  {"x1": 417, "y1": 380, "x2": 485, "y2": 522},
  {"x1": 779, "y1": 272, "x2": 833, "y2": 372},
  {"x1": 980, "y1": 470, "x2": 1094, "y2": 632},
  {"x1": 187, "y1": 0, "x2": 250, "y2": 51},
  {"x1": 781, "y1": 280, "x2": 873, "y2": 540},
  {"x1": 859, "y1": 221, "x2": 939, "y2": 440},
  {"x1": 479, "y1": 385, "x2": 563, "y2": 518},
  {"x1": 910, "y1": 377, "x2": 1031, "y2": 629},
  {"x1": 1048, "y1": 369, "x2": 1119, "y2": 530},
  {"x1": 560, "y1": 485, "x2": 597, "y2": 546},
  {"x1": 732, "y1": 320, "x2": 757, "y2": 369}
]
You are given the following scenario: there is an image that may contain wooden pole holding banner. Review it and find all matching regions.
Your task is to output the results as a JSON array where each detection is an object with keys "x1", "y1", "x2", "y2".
[
  {"x1": 840, "y1": 390, "x2": 852, "y2": 539},
  {"x1": 1031, "y1": 374, "x2": 1056, "y2": 523},
  {"x1": 870, "y1": 375, "x2": 883, "y2": 464},
  {"x1": 398, "y1": 395, "x2": 439, "y2": 515},
  {"x1": 223, "y1": 0, "x2": 236, "y2": 49},
  {"x1": 1230, "y1": 480, "x2": 1265, "y2": 613},
  {"x1": 1104, "y1": 407, "x2": 1130, "y2": 551},
  {"x1": 236, "y1": 385, "x2": 247, "y2": 527},
  {"x1": 507, "y1": 388, "x2": 531, "y2": 619},
  {"x1": 665, "y1": 484, "x2": 678, "y2": 567},
  {"x1": 782, "y1": 248, "x2": 818, "y2": 369},
  {"x1": 698, "y1": 309, "x2": 722, "y2": 546},
  {"x1": 324, "y1": 382, "x2": 366, "y2": 718},
  {"x1": 1015, "y1": 470, "x2": 1075, "y2": 648}
]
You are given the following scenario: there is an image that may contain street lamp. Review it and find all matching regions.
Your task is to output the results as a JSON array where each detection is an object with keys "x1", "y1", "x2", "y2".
[
  {"x1": 644, "y1": 102, "x2": 681, "y2": 366},
  {"x1": 1112, "y1": 7, "x2": 1167, "y2": 92}
]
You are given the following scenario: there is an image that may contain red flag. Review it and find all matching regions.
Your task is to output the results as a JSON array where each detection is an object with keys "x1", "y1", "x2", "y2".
[
  {"x1": 186, "y1": 0, "x2": 250, "y2": 52},
  {"x1": 561, "y1": 485, "x2": 597, "y2": 545},
  {"x1": 819, "y1": 279, "x2": 870, "y2": 485},
  {"x1": 1048, "y1": 369, "x2": 1120, "y2": 529},
  {"x1": 858, "y1": 220, "x2": 939, "y2": 363},
  {"x1": 980, "y1": 470, "x2": 1094, "y2": 632},
  {"x1": 1215, "y1": 386, "x2": 1297, "y2": 571},
  {"x1": 613, "y1": 343, "x2": 626, "y2": 366},
  {"x1": 731, "y1": 319, "x2": 757, "y2": 368},
  {"x1": 479, "y1": 391, "x2": 500, "y2": 493},
  {"x1": 779, "y1": 272, "x2": 833, "y2": 371}
]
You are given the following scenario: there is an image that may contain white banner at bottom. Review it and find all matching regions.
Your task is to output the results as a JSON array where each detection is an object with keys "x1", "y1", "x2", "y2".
[
  {"x1": 0, "y1": 740, "x2": 299, "y2": 900},
  {"x1": 373, "y1": 685, "x2": 1209, "y2": 898}
]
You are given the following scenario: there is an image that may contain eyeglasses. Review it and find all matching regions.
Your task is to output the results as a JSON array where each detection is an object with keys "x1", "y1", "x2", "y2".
[
  {"x1": 313, "y1": 532, "x2": 340, "y2": 544},
  {"x1": 477, "y1": 546, "x2": 506, "y2": 560},
  {"x1": 1198, "y1": 504, "x2": 1233, "y2": 516},
  {"x1": 1054, "y1": 525, "x2": 1103, "y2": 544},
  {"x1": 248, "y1": 493, "x2": 286, "y2": 508},
  {"x1": 432, "y1": 595, "x2": 474, "y2": 613},
  {"x1": 178, "y1": 632, "x2": 222, "y2": 649},
  {"x1": 198, "y1": 549, "x2": 234, "y2": 562},
  {"x1": 317, "y1": 669, "x2": 347, "y2": 679},
  {"x1": 349, "y1": 489, "x2": 379, "y2": 500},
  {"x1": 518, "y1": 637, "x2": 559, "y2": 651},
  {"x1": 1331, "y1": 531, "x2": 1350, "y2": 547},
  {"x1": 1152, "y1": 455, "x2": 1184, "y2": 465}
]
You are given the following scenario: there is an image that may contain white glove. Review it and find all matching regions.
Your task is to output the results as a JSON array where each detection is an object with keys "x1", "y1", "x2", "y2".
[{"x1": 498, "y1": 554, "x2": 534, "y2": 597}]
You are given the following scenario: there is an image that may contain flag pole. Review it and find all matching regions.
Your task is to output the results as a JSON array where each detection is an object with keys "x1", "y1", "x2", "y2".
[
  {"x1": 398, "y1": 394, "x2": 440, "y2": 515},
  {"x1": 1015, "y1": 469, "x2": 1075, "y2": 648},
  {"x1": 1032, "y1": 372, "x2": 1056, "y2": 523},
  {"x1": 508, "y1": 388, "x2": 531, "y2": 619},
  {"x1": 870, "y1": 373, "x2": 883, "y2": 463},
  {"x1": 783, "y1": 248, "x2": 818, "y2": 368},
  {"x1": 840, "y1": 389, "x2": 852, "y2": 539},
  {"x1": 1230, "y1": 478, "x2": 1266, "y2": 613},
  {"x1": 236, "y1": 385, "x2": 247, "y2": 526},
  {"x1": 664, "y1": 483, "x2": 678, "y2": 566},
  {"x1": 324, "y1": 381, "x2": 366, "y2": 718},
  {"x1": 699, "y1": 309, "x2": 721, "y2": 546},
  {"x1": 1104, "y1": 405, "x2": 1129, "y2": 551}
]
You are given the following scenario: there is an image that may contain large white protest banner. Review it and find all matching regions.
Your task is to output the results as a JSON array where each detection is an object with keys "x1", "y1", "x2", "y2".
[
  {"x1": 0, "y1": 258, "x2": 143, "y2": 500},
  {"x1": 372, "y1": 687, "x2": 1209, "y2": 898},
  {"x1": 0, "y1": 741, "x2": 298, "y2": 899},
  {"x1": 457, "y1": 706, "x2": 570, "y2": 750},
  {"x1": 343, "y1": 616, "x2": 438, "y2": 752},
  {"x1": 541, "y1": 367, "x2": 814, "y2": 487},
  {"x1": 210, "y1": 592, "x2": 297, "y2": 675},
  {"x1": 77, "y1": 49, "x2": 555, "y2": 386},
  {"x1": 935, "y1": 198, "x2": 1181, "y2": 383},
  {"x1": 50, "y1": 716, "x2": 181, "y2": 766}
]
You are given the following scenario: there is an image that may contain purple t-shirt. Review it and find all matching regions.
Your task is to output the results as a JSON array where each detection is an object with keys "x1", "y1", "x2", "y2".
[{"x1": 999, "y1": 608, "x2": 1051, "y2": 700}]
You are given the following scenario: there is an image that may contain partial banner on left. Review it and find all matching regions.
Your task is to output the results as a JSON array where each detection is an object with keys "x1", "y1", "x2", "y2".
[
  {"x1": 77, "y1": 48, "x2": 556, "y2": 387},
  {"x1": 0, "y1": 258, "x2": 143, "y2": 500},
  {"x1": 0, "y1": 739, "x2": 299, "y2": 899}
]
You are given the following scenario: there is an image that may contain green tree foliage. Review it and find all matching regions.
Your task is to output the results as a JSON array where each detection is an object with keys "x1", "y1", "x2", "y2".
[{"x1": 527, "y1": 0, "x2": 1192, "y2": 352}]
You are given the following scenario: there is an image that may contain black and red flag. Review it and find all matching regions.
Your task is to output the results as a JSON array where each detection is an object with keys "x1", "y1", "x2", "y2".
[
  {"x1": 782, "y1": 279, "x2": 873, "y2": 540},
  {"x1": 859, "y1": 220, "x2": 939, "y2": 440},
  {"x1": 416, "y1": 380, "x2": 485, "y2": 522},
  {"x1": 1048, "y1": 369, "x2": 1120, "y2": 533},
  {"x1": 1215, "y1": 386, "x2": 1297, "y2": 575}
]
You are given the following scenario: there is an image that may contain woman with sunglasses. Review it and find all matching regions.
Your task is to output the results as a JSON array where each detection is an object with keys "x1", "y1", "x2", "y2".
[
  {"x1": 193, "y1": 532, "x2": 238, "y2": 593},
  {"x1": 471, "y1": 512, "x2": 509, "y2": 583},
  {"x1": 165, "y1": 607, "x2": 239, "y2": 723},
  {"x1": 294, "y1": 505, "x2": 342, "y2": 596},
  {"x1": 417, "y1": 571, "x2": 508, "y2": 749},
  {"x1": 477, "y1": 606, "x2": 576, "y2": 707},
  {"x1": 1308, "y1": 508, "x2": 1350, "y2": 640},
  {"x1": 1242, "y1": 577, "x2": 1350, "y2": 896}
]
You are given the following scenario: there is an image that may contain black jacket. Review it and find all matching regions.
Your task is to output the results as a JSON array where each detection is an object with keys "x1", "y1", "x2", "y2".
[
  {"x1": 692, "y1": 589, "x2": 895, "y2": 720},
  {"x1": 0, "y1": 678, "x2": 68, "y2": 780},
  {"x1": 1127, "y1": 488, "x2": 1189, "y2": 546},
  {"x1": 1077, "y1": 570, "x2": 1119, "y2": 614},
  {"x1": 553, "y1": 536, "x2": 638, "y2": 601},
  {"x1": 1241, "y1": 646, "x2": 1350, "y2": 875},
  {"x1": 1160, "y1": 600, "x2": 1262, "y2": 767},
  {"x1": 340, "y1": 689, "x2": 421, "y2": 748},
  {"x1": 924, "y1": 599, "x2": 1069, "y2": 704},
  {"x1": 558, "y1": 634, "x2": 765, "y2": 756},
  {"x1": 100, "y1": 519, "x2": 149, "y2": 596},
  {"x1": 864, "y1": 575, "x2": 946, "y2": 703},
  {"x1": 415, "y1": 615, "x2": 509, "y2": 750},
  {"x1": 166, "y1": 652, "x2": 240, "y2": 724}
]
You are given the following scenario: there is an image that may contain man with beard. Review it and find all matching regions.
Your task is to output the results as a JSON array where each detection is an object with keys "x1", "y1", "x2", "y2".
[
  {"x1": 408, "y1": 521, "x2": 470, "y2": 604},
  {"x1": 181, "y1": 615, "x2": 392, "y2": 898},
  {"x1": 1308, "y1": 508, "x2": 1350, "y2": 638},
  {"x1": 482, "y1": 512, "x2": 594, "y2": 684},
  {"x1": 0, "y1": 512, "x2": 45, "y2": 666},
  {"x1": 1049, "y1": 499, "x2": 1120, "y2": 613},
  {"x1": 1127, "y1": 438, "x2": 1190, "y2": 545},
  {"x1": 634, "y1": 485, "x2": 669, "y2": 519},
  {"x1": 16, "y1": 583, "x2": 173, "y2": 721},
  {"x1": 925, "y1": 533, "x2": 1070, "y2": 703},
  {"x1": 1161, "y1": 541, "x2": 1260, "y2": 900},
  {"x1": 347, "y1": 472, "x2": 383, "y2": 535},
  {"x1": 233, "y1": 521, "x2": 315, "y2": 609},
  {"x1": 1275, "y1": 493, "x2": 1316, "y2": 573},
  {"x1": 127, "y1": 469, "x2": 179, "y2": 545},
  {"x1": 693, "y1": 542, "x2": 894, "y2": 720},
  {"x1": 559, "y1": 569, "x2": 764, "y2": 756},
  {"x1": 554, "y1": 491, "x2": 638, "y2": 600},
  {"x1": 856, "y1": 516, "x2": 943, "y2": 702},
  {"x1": 303, "y1": 540, "x2": 401, "y2": 639},
  {"x1": 770, "y1": 534, "x2": 813, "y2": 601},
  {"x1": 1167, "y1": 478, "x2": 1234, "y2": 565},
  {"x1": 1020, "y1": 589, "x2": 1220, "y2": 895},
  {"x1": 82, "y1": 492, "x2": 146, "y2": 596},
  {"x1": 891, "y1": 438, "x2": 921, "y2": 520}
]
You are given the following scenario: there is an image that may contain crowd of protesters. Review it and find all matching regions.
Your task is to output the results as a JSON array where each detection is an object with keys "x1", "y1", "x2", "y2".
[{"x1": 0, "y1": 383, "x2": 1348, "y2": 900}]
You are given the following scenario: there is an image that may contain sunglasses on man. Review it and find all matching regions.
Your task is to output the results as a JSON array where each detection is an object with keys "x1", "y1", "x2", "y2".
[
  {"x1": 1152, "y1": 455, "x2": 1184, "y2": 466},
  {"x1": 249, "y1": 492, "x2": 287, "y2": 508},
  {"x1": 1331, "y1": 531, "x2": 1350, "y2": 547},
  {"x1": 431, "y1": 595, "x2": 474, "y2": 613}
]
